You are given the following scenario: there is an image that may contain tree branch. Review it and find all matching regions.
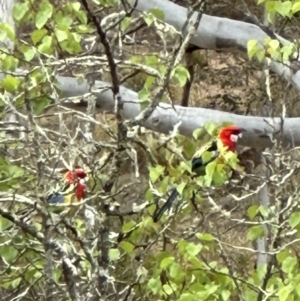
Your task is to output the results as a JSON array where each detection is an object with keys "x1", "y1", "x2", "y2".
[
  {"x1": 131, "y1": 0, "x2": 300, "y2": 90},
  {"x1": 57, "y1": 76, "x2": 300, "y2": 148}
]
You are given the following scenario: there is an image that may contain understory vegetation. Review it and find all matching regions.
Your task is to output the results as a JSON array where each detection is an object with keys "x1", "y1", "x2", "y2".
[{"x1": 1, "y1": 0, "x2": 300, "y2": 300}]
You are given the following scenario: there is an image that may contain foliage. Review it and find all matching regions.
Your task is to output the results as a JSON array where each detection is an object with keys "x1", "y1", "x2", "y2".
[
  {"x1": 247, "y1": 0, "x2": 300, "y2": 63},
  {"x1": 0, "y1": 0, "x2": 300, "y2": 300}
]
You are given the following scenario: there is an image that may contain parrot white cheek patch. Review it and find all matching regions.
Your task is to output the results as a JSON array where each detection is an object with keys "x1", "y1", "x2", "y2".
[
  {"x1": 79, "y1": 179, "x2": 86, "y2": 185},
  {"x1": 230, "y1": 134, "x2": 239, "y2": 142}
]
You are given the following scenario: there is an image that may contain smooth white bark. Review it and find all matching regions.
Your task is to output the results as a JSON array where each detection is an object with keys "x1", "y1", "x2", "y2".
[
  {"x1": 1, "y1": 0, "x2": 299, "y2": 149},
  {"x1": 133, "y1": 0, "x2": 300, "y2": 91},
  {"x1": 58, "y1": 76, "x2": 300, "y2": 148},
  {"x1": 0, "y1": 0, "x2": 15, "y2": 50}
]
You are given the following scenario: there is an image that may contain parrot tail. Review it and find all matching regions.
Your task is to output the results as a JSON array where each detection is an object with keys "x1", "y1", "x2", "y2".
[{"x1": 153, "y1": 188, "x2": 179, "y2": 222}]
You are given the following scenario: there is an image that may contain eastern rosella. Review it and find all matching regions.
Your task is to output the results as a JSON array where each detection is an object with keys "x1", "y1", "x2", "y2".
[
  {"x1": 47, "y1": 168, "x2": 87, "y2": 204},
  {"x1": 153, "y1": 125, "x2": 243, "y2": 222}
]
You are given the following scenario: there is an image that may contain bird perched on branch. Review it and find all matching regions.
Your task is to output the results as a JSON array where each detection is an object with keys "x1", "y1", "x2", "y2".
[
  {"x1": 47, "y1": 168, "x2": 87, "y2": 204},
  {"x1": 153, "y1": 125, "x2": 243, "y2": 222},
  {"x1": 10, "y1": 168, "x2": 88, "y2": 228}
]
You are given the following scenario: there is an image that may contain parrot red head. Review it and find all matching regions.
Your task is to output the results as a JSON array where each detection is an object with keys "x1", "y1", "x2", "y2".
[
  {"x1": 63, "y1": 169, "x2": 87, "y2": 200},
  {"x1": 218, "y1": 125, "x2": 243, "y2": 151}
]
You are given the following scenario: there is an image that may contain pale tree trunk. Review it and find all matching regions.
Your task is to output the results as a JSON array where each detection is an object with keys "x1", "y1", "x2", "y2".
[
  {"x1": 0, "y1": 0, "x2": 300, "y2": 149},
  {"x1": 255, "y1": 9, "x2": 276, "y2": 269},
  {"x1": 0, "y1": 0, "x2": 15, "y2": 51},
  {"x1": 0, "y1": 0, "x2": 17, "y2": 140}
]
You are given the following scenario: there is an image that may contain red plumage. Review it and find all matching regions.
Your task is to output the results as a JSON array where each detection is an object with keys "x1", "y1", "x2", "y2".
[
  {"x1": 218, "y1": 125, "x2": 243, "y2": 151},
  {"x1": 63, "y1": 169, "x2": 87, "y2": 201}
]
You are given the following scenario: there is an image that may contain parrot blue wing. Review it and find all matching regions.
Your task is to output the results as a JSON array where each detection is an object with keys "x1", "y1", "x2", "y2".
[
  {"x1": 153, "y1": 138, "x2": 220, "y2": 222},
  {"x1": 47, "y1": 193, "x2": 65, "y2": 204},
  {"x1": 46, "y1": 183, "x2": 76, "y2": 204},
  {"x1": 153, "y1": 188, "x2": 179, "y2": 222},
  {"x1": 191, "y1": 139, "x2": 218, "y2": 172}
]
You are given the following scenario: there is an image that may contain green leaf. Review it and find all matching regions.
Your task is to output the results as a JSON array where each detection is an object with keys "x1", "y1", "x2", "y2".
[
  {"x1": 292, "y1": 2, "x2": 300, "y2": 14},
  {"x1": 256, "y1": 49, "x2": 266, "y2": 62},
  {"x1": 202, "y1": 151, "x2": 214, "y2": 164},
  {"x1": 267, "y1": 10, "x2": 276, "y2": 24},
  {"x1": 55, "y1": 13, "x2": 73, "y2": 29},
  {"x1": 138, "y1": 88, "x2": 150, "y2": 101},
  {"x1": 0, "y1": 23, "x2": 15, "y2": 42},
  {"x1": 31, "y1": 29, "x2": 48, "y2": 45},
  {"x1": 53, "y1": 268, "x2": 62, "y2": 283},
  {"x1": 71, "y1": 2, "x2": 81, "y2": 11},
  {"x1": 61, "y1": 32, "x2": 82, "y2": 54},
  {"x1": 196, "y1": 233, "x2": 214, "y2": 241},
  {"x1": 186, "y1": 242, "x2": 202, "y2": 257},
  {"x1": 35, "y1": 1, "x2": 54, "y2": 29},
  {"x1": 149, "y1": 165, "x2": 165, "y2": 183},
  {"x1": 0, "y1": 245, "x2": 18, "y2": 263},
  {"x1": 289, "y1": 212, "x2": 300, "y2": 228},
  {"x1": 176, "y1": 182, "x2": 186, "y2": 195},
  {"x1": 23, "y1": 46, "x2": 36, "y2": 62},
  {"x1": 275, "y1": 1, "x2": 292, "y2": 17},
  {"x1": 144, "y1": 13, "x2": 154, "y2": 26},
  {"x1": 178, "y1": 293, "x2": 194, "y2": 301},
  {"x1": 130, "y1": 55, "x2": 142, "y2": 64},
  {"x1": 268, "y1": 39, "x2": 280, "y2": 51},
  {"x1": 279, "y1": 283, "x2": 293, "y2": 301},
  {"x1": 109, "y1": 248, "x2": 120, "y2": 261},
  {"x1": 148, "y1": 8, "x2": 165, "y2": 20},
  {"x1": 0, "y1": 54, "x2": 18, "y2": 72},
  {"x1": 171, "y1": 65, "x2": 190, "y2": 87},
  {"x1": 295, "y1": 283, "x2": 300, "y2": 298},
  {"x1": 121, "y1": 17, "x2": 131, "y2": 32},
  {"x1": 1, "y1": 76, "x2": 20, "y2": 93},
  {"x1": 55, "y1": 29, "x2": 68, "y2": 42},
  {"x1": 256, "y1": 263, "x2": 267, "y2": 281},
  {"x1": 145, "y1": 55, "x2": 158, "y2": 67},
  {"x1": 76, "y1": 24, "x2": 92, "y2": 34},
  {"x1": 74, "y1": 10, "x2": 87, "y2": 25},
  {"x1": 247, "y1": 225, "x2": 265, "y2": 241},
  {"x1": 169, "y1": 262, "x2": 182, "y2": 279},
  {"x1": 13, "y1": 2, "x2": 29, "y2": 21},
  {"x1": 144, "y1": 76, "x2": 155, "y2": 89},
  {"x1": 122, "y1": 221, "x2": 136, "y2": 233},
  {"x1": 247, "y1": 205, "x2": 259, "y2": 219},
  {"x1": 267, "y1": 39, "x2": 280, "y2": 57},
  {"x1": 183, "y1": 140, "x2": 196, "y2": 158},
  {"x1": 160, "y1": 256, "x2": 175, "y2": 269},
  {"x1": 204, "y1": 122, "x2": 218, "y2": 136},
  {"x1": 148, "y1": 278, "x2": 161, "y2": 294},
  {"x1": 282, "y1": 256, "x2": 297, "y2": 274},
  {"x1": 221, "y1": 290, "x2": 231, "y2": 301},
  {"x1": 162, "y1": 284, "x2": 174, "y2": 295},
  {"x1": 193, "y1": 127, "x2": 205, "y2": 140},
  {"x1": 258, "y1": 205, "x2": 269, "y2": 218},
  {"x1": 212, "y1": 168, "x2": 228, "y2": 187},
  {"x1": 281, "y1": 44, "x2": 294, "y2": 61},
  {"x1": 33, "y1": 97, "x2": 50, "y2": 115},
  {"x1": 120, "y1": 241, "x2": 135, "y2": 253},
  {"x1": 204, "y1": 161, "x2": 217, "y2": 186},
  {"x1": 277, "y1": 250, "x2": 290, "y2": 263},
  {"x1": 247, "y1": 39, "x2": 258, "y2": 59},
  {"x1": 266, "y1": 0, "x2": 276, "y2": 12},
  {"x1": 0, "y1": 216, "x2": 13, "y2": 231},
  {"x1": 38, "y1": 35, "x2": 53, "y2": 54},
  {"x1": 11, "y1": 278, "x2": 22, "y2": 289}
]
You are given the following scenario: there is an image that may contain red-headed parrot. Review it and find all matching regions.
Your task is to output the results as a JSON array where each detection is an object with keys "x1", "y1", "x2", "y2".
[
  {"x1": 153, "y1": 125, "x2": 243, "y2": 222},
  {"x1": 47, "y1": 169, "x2": 87, "y2": 204}
]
